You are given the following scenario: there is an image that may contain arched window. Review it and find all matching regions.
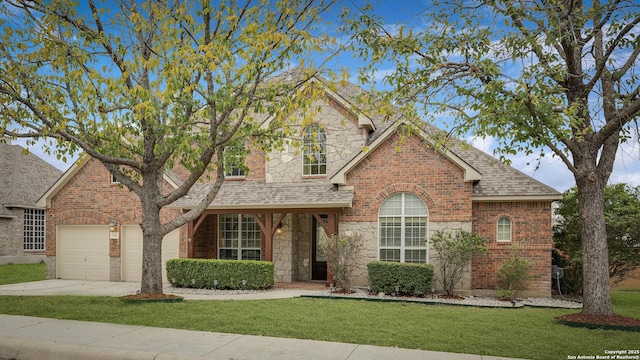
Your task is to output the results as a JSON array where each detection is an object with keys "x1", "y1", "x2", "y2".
[
  {"x1": 378, "y1": 193, "x2": 429, "y2": 263},
  {"x1": 302, "y1": 125, "x2": 326, "y2": 175},
  {"x1": 497, "y1": 217, "x2": 512, "y2": 242}
]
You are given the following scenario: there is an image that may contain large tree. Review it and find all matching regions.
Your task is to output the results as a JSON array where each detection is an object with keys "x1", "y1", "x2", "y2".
[
  {"x1": 348, "y1": 1, "x2": 640, "y2": 315},
  {"x1": 554, "y1": 183, "x2": 640, "y2": 293},
  {"x1": 0, "y1": 0, "x2": 337, "y2": 295}
]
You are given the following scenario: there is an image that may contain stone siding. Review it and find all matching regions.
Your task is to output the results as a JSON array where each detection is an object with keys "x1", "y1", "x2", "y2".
[{"x1": 265, "y1": 97, "x2": 368, "y2": 184}]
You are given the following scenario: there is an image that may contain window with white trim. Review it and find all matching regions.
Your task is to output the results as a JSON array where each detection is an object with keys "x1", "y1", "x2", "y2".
[
  {"x1": 218, "y1": 214, "x2": 261, "y2": 260},
  {"x1": 302, "y1": 125, "x2": 326, "y2": 175},
  {"x1": 497, "y1": 217, "x2": 512, "y2": 242},
  {"x1": 224, "y1": 144, "x2": 246, "y2": 178},
  {"x1": 23, "y1": 209, "x2": 45, "y2": 251},
  {"x1": 378, "y1": 193, "x2": 428, "y2": 263}
]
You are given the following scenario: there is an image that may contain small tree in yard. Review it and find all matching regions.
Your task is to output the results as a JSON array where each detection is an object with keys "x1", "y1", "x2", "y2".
[
  {"x1": 497, "y1": 249, "x2": 533, "y2": 300},
  {"x1": 326, "y1": 234, "x2": 363, "y2": 293},
  {"x1": 431, "y1": 230, "x2": 487, "y2": 296}
]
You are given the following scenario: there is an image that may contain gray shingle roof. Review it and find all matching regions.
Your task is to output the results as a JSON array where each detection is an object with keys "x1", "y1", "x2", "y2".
[
  {"x1": 325, "y1": 79, "x2": 561, "y2": 199},
  {"x1": 451, "y1": 143, "x2": 561, "y2": 198},
  {"x1": 170, "y1": 181, "x2": 353, "y2": 209},
  {"x1": 0, "y1": 142, "x2": 62, "y2": 216}
]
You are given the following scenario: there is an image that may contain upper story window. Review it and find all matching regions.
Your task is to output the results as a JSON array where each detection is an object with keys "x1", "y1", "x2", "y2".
[
  {"x1": 24, "y1": 208, "x2": 45, "y2": 251},
  {"x1": 497, "y1": 216, "x2": 512, "y2": 242},
  {"x1": 302, "y1": 125, "x2": 326, "y2": 176},
  {"x1": 378, "y1": 193, "x2": 429, "y2": 263},
  {"x1": 224, "y1": 144, "x2": 246, "y2": 178}
]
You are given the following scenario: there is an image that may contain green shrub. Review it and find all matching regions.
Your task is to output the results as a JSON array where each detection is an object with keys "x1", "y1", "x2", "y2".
[
  {"x1": 166, "y1": 259, "x2": 274, "y2": 290},
  {"x1": 326, "y1": 234, "x2": 363, "y2": 293},
  {"x1": 431, "y1": 229, "x2": 487, "y2": 295},
  {"x1": 497, "y1": 253, "x2": 532, "y2": 299},
  {"x1": 367, "y1": 261, "x2": 434, "y2": 296}
]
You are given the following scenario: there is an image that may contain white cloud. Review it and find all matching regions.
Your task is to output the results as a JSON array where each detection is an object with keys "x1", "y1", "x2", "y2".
[{"x1": 468, "y1": 133, "x2": 640, "y2": 193}]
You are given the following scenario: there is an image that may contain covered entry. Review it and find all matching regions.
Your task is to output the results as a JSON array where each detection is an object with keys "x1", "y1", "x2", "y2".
[{"x1": 171, "y1": 182, "x2": 353, "y2": 283}]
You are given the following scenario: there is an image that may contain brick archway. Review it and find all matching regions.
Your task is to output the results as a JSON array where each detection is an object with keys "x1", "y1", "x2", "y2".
[{"x1": 373, "y1": 183, "x2": 437, "y2": 212}]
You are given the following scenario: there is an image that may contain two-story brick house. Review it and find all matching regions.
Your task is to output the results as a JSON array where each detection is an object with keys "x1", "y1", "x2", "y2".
[{"x1": 38, "y1": 77, "x2": 561, "y2": 296}]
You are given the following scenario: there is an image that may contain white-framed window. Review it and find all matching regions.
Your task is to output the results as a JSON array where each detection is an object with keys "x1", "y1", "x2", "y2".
[
  {"x1": 224, "y1": 144, "x2": 246, "y2": 178},
  {"x1": 302, "y1": 125, "x2": 326, "y2": 175},
  {"x1": 218, "y1": 214, "x2": 261, "y2": 260},
  {"x1": 110, "y1": 173, "x2": 119, "y2": 183},
  {"x1": 378, "y1": 193, "x2": 429, "y2": 263},
  {"x1": 497, "y1": 216, "x2": 512, "y2": 242},
  {"x1": 23, "y1": 208, "x2": 45, "y2": 251}
]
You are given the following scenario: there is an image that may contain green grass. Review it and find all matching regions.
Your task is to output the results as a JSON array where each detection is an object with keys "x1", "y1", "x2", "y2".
[
  {"x1": 0, "y1": 291, "x2": 638, "y2": 360},
  {"x1": 0, "y1": 262, "x2": 46, "y2": 285}
]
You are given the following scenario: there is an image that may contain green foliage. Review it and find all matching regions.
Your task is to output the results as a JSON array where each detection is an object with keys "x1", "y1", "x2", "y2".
[
  {"x1": 497, "y1": 252, "x2": 533, "y2": 300},
  {"x1": 554, "y1": 184, "x2": 640, "y2": 293},
  {"x1": 326, "y1": 234, "x2": 363, "y2": 293},
  {"x1": 367, "y1": 261, "x2": 434, "y2": 296},
  {"x1": 166, "y1": 259, "x2": 274, "y2": 290},
  {"x1": 430, "y1": 230, "x2": 487, "y2": 295},
  {"x1": 0, "y1": 0, "x2": 339, "y2": 294},
  {"x1": 346, "y1": 0, "x2": 640, "y2": 314}
]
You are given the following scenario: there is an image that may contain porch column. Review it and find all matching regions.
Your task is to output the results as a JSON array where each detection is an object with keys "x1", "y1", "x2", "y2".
[
  {"x1": 264, "y1": 213, "x2": 273, "y2": 262},
  {"x1": 326, "y1": 213, "x2": 337, "y2": 285},
  {"x1": 187, "y1": 219, "x2": 194, "y2": 258}
]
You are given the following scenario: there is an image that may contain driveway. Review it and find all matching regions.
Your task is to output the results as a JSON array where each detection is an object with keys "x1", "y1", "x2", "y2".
[
  {"x1": 0, "y1": 280, "x2": 141, "y2": 297},
  {"x1": 0, "y1": 280, "x2": 320, "y2": 300}
]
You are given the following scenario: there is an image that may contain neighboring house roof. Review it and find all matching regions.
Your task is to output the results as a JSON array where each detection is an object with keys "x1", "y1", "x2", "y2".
[
  {"x1": 0, "y1": 142, "x2": 62, "y2": 217},
  {"x1": 169, "y1": 182, "x2": 353, "y2": 210}
]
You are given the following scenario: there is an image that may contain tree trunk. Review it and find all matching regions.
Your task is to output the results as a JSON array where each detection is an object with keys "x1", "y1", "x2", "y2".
[
  {"x1": 576, "y1": 176, "x2": 613, "y2": 315},
  {"x1": 140, "y1": 225, "x2": 164, "y2": 294},
  {"x1": 139, "y1": 188, "x2": 165, "y2": 295}
]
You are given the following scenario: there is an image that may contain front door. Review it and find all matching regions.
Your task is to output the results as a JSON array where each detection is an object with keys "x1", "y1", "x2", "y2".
[{"x1": 311, "y1": 215, "x2": 328, "y2": 281}]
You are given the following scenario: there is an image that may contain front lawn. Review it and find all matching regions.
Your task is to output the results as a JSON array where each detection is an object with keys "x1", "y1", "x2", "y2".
[
  {"x1": 0, "y1": 291, "x2": 637, "y2": 360},
  {"x1": 0, "y1": 262, "x2": 46, "y2": 285}
]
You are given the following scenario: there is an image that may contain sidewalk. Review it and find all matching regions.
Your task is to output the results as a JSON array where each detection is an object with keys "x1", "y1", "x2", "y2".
[
  {"x1": 0, "y1": 315, "x2": 522, "y2": 360},
  {"x1": 0, "y1": 281, "x2": 525, "y2": 360}
]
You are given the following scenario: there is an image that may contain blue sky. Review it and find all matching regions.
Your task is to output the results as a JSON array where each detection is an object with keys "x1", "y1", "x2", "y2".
[{"x1": 11, "y1": 0, "x2": 640, "y2": 192}]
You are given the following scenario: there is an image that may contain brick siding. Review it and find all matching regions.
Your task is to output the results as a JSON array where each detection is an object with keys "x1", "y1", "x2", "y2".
[
  {"x1": 343, "y1": 132, "x2": 473, "y2": 223},
  {"x1": 47, "y1": 158, "x2": 185, "y2": 257},
  {"x1": 471, "y1": 201, "x2": 553, "y2": 296}
]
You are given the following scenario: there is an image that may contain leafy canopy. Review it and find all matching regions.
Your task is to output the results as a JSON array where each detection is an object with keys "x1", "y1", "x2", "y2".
[{"x1": 554, "y1": 183, "x2": 640, "y2": 291}]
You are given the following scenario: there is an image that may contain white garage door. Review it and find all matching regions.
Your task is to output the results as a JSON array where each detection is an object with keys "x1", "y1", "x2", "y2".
[
  {"x1": 121, "y1": 225, "x2": 180, "y2": 282},
  {"x1": 57, "y1": 225, "x2": 110, "y2": 281}
]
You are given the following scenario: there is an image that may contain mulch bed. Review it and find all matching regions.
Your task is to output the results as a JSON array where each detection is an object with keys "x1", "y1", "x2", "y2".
[
  {"x1": 121, "y1": 293, "x2": 183, "y2": 303},
  {"x1": 556, "y1": 313, "x2": 640, "y2": 331}
]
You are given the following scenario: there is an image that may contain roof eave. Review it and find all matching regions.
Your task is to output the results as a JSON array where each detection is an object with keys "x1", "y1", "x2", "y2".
[
  {"x1": 331, "y1": 120, "x2": 482, "y2": 185},
  {"x1": 472, "y1": 194, "x2": 563, "y2": 202},
  {"x1": 168, "y1": 201, "x2": 352, "y2": 210},
  {"x1": 36, "y1": 155, "x2": 89, "y2": 208}
]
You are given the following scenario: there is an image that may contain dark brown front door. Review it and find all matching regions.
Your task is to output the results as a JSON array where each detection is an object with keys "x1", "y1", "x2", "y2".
[{"x1": 311, "y1": 215, "x2": 327, "y2": 281}]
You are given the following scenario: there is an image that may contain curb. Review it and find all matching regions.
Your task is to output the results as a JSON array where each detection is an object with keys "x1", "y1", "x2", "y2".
[{"x1": 300, "y1": 295, "x2": 526, "y2": 308}]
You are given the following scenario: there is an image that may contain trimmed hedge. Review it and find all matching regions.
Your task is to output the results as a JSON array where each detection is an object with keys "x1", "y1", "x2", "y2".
[
  {"x1": 166, "y1": 259, "x2": 274, "y2": 290},
  {"x1": 367, "y1": 261, "x2": 434, "y2": 296}
]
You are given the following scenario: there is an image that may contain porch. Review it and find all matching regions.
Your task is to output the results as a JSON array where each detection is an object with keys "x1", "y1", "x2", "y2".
[{"x1": 172, "y1": 182, "x2": 354, "y2": 284}]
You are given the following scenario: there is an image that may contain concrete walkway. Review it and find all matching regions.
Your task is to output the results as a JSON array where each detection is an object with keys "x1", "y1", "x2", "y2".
[
  {"x1": 0, "y1": 281, "x2": 525, "y2": 360},
  {"x1": 0, "y1": 279, "x2": 320, "y2": 300}
]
